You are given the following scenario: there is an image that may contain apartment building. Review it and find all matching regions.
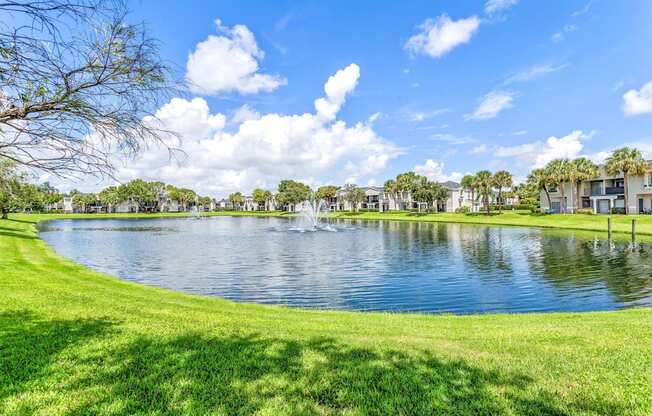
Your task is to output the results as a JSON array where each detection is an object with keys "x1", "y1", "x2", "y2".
[{"x1": 541, "y1": 161, "x2": 652, "y2": 214}]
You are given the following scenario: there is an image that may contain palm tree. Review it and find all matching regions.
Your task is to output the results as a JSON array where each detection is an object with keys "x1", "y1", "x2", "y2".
[
  {"x1": 383, "y1": 179, "x2": 398, "y2": 209},
  {"x1": 229, "y1": 192, "x2": 244, "y2": 211},
  {"x1": 263, "y1": 190, "x2": 273, "y2": 211},
  {"x1": 492, "y1": 170, "x2": 513, "y2": 212},
  {"x1": 473, "y1": 170, "x2": 494, "y2": 215},
  {"x1": 568, "y1": 158, "x2": 598, "y2": 213},
  {"x1": 460, "y1": 174, "x2": 476, "y2": 212},
  {"x1": 605, "y1": 147, "x2": 649, "y2": 214},
  {"x1": 526, "y1": 168, "x2": 554, "y2": 210},
  {"x1": 546, "y1": 159, "x2": 571, "y2": 213},
  {"x1": 99, "y1": 186, "x2": 122, "y2": 213}
]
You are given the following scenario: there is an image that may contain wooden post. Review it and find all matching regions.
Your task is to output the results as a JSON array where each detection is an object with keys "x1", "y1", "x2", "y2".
[
  {"x1": 632, "y1": 219, "x2": 637, "y2": 243},
  {"x1": 607, "y1": 217, "x2": 612, "y2": 240}
]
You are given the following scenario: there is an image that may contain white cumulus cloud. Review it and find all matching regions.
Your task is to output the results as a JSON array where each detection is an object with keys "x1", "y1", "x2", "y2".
[
  {"x1": 494, "y1": 130, "x2": 591, "y2": 168},
  {"x1": 60, "y1": 65, "x2": 402, "y2": 197},
  {"x1": 466, "y1": 91, "x2": 516, "y2": 121},
  {"x1": 405, "y1": 14, "x2": 480, "y2": 59},
  {"x1": 314, "y1": 64, "x2": 360, "y2": 121},
  {"x1": 485, "y1": 0, "x2": 519, "y2": 15},
  {"x1": 622, "y1": 80, "x2": 652, "y2": 116},
  {"x1": 470, "y1": 144, "x2": 488, "y2": 155},
  {"x1": 186, "y1": 19, "x2": 286, "y2": 95},
  {"x1": 229, "y1": 104, "x2": 260, "y2": 125},
  {"x1": 503, "y1": 64, "x2": 567, "y2": 85},
  {"x1": 414, "y1": 159, "x2": 464, "y2": 183}
]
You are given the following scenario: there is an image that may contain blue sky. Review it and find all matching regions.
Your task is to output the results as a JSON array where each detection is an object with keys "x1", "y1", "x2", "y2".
[{"x1": 65, "y1": 0, "x2": 652, "y2": 196}]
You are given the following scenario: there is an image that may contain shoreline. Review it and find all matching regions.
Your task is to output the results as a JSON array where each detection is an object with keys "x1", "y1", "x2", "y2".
[
  {"x1": 26, "y1": 210, "x2": 652, "y2": 243},
  {"x1": 1, "y1": 214, "x2": 651, "y2": 414}
]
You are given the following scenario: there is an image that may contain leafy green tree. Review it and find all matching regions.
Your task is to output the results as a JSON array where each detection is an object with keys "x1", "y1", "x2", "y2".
[
  {"x1": 461, "y1": 174, "x2": 476, "y2": 211},
  {"x1": 198, "y1": 196, "x2": 213, "y2": 210},
  {"x1": 37, "y1": 182, "x2": 62, "y2": 209},
  {"x1": 73, "y1": 193, "x2": 97, "y2": 213},
  {"x1": 492, "y1": 170, "x2": 513, "y2": 212},
  {"x1": 413, "y1": 179, "x2": 447, "y2": 212},
  {"x1": 0, "y1": 160, "x2": 25, "y2": 218},
  {"x1": 122, "y1": 179, "x2": 156, "y2": 211},
  {"x1": 526, "y1": 168, "x2": 555, "y2": 209},
  {"x1": 473, "y1": 171, "x2": 494, "y2": 215},
  {"x1": 252, "y1": 188, "x2": 270, "y2": 210},
  {"x1": 343, "y1": 184, "x2": 366, "y2": 212},
  {"x1": 396, "y1": 172, "x2": 422, "y2": 195},
  {"x1": 99, "y1": 186, "x2": 123, "y2": 213},
  {"x1": 605, "y1": 147, "x2": 649, "y2": 214},
  {"x1": 545, "y1": 159, "x2": 572, "y2": 213},
  {"x1": 384, "y1": 172, "x2": 424, "y2": 210},
  {"x1": 315, "y1": 185, "x2": 339, "y2": 202},
  {"x1": 19, "y1": 184, "x2": 47, "y2": 212},
  {"x1": 178, "y1": 188, "x2": 197, "y2": 211},
  {"x1": 568, "y1": 158, "x2": 598, "y2": 213},
  {"x1": 383, "y1": 179, "x2": 398, "y2": 207},
  {"x1": 229, "y1": 192, "x2": 244, "y2": 210},
  {"x1": 276, "y1": 180, "x2": 310, "y2": 211}
]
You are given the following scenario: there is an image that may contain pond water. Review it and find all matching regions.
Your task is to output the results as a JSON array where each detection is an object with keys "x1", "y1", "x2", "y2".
[{"x1": 38, "y1": 217, "x2": 652, "y2": 314}]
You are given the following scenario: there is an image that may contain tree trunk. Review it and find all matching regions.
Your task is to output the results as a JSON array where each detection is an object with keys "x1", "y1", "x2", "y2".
[
  {"x1": 1, "y1": 210, "x2": 8, "y2": 219},
  {"x1": 560, "y1": 182, "x2": 566, "y2": 214},
  {"x1": 543, "y1": 186, "x2": 551, "y2": 211},
  {"x1": 576, "y1": 180, "x2": 582, "y2": 214},
  {"x1": 498, "y1": 188, "x2": 502, "y2": 213},
  {"x1": 624, "y1": 174, "x2": 629, "y2": 215}
]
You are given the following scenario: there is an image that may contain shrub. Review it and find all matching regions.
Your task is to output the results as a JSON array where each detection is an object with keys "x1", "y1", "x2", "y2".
[
  {"x1": 611, "y1": 207, "x2": 626, "y2": 215},
  {"x1": 576, "y1": 208, "x2": 594, "y2": 215},
  {"x1": 455, "y1": 206, "x2": 470, "y2": 214},
  {"x1": 488, "y1": 204, "x2": 537, "y2": 211}
]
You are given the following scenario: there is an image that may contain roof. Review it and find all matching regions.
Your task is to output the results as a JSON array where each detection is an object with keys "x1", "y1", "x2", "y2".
[
  {"x1": 336, "y1": 186, "x2": 384, "y2": 194},
  {"x1": 439, "y1": 181, "x2": 461, "y2": 190}
]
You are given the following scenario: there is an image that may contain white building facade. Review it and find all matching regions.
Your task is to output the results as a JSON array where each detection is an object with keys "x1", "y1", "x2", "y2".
[{"x1": 540, "y1": 161, "x2": 652, "y2": 214}]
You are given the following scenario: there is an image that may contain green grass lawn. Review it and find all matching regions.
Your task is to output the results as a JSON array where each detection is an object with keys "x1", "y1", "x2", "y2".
[
  {"x1": 1, "y1": 213, "x2": 651, "y2": 415},
  {"x1": 331, "y1": 210, "x2": 652, "y2": 237}
]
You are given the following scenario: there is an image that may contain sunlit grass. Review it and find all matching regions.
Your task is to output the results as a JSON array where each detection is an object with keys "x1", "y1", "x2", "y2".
[
  {"x1": 331, "y1": 210, "x2": 652, "y2": 237},
  {"x1": 0, "y1": 214, "x2": 651, "y2": 415}
]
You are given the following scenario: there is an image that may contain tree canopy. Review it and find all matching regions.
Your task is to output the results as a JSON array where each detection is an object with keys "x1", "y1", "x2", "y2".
[
  {"x1": 315, "y1": 185, "x2": 339, "y2": 201},
  {"x1": 342, "y1": 184, "x2": 365, "y2": 212},
  {"x1": 0, "y1": 0, "x2": 174, "y2": 177},
  {"x1": 276, "y1": 180, "x2": 310, "y2": 208}
]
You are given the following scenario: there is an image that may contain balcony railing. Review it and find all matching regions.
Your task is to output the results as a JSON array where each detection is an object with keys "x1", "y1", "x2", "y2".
[{"x1": 605, "y1": 186, "x2": 624, "y2": 195}]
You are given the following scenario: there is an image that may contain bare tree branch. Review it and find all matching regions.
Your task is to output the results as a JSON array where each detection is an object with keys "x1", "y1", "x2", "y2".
[{"x1": 0, "y1": 0, "x2": 178, "y2": 178}]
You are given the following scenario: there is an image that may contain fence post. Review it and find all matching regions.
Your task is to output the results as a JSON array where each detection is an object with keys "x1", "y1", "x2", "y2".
[
  {"x1": 607, "y1": 217, "x2": 612, "y2": 240},
  {"x1": 632, "y1": 219, "x2": 637, "y2": 243}
]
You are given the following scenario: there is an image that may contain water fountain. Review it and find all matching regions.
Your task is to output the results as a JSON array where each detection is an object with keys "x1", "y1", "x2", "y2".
[
  {"x1": 296, "y1": 193, "x2": 334, "y2": 231},
  {"x1": 189, "y1": 205, "x2": 202, "y2": 219}
]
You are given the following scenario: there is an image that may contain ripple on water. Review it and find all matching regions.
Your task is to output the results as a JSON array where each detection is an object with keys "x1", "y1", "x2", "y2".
[{"x1": 38, "y1": 216, "x2": 652, "y2": 314}]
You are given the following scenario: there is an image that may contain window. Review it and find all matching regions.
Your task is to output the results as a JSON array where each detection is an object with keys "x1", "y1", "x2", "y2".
[{"x1": 590, "y1": 181, "x2": 603, "y2": 195}]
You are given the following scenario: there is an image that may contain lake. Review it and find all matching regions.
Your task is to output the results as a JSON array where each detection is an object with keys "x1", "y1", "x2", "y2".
[{"x1": 38, "y1": 216, "x2": 652, "y2": 314}]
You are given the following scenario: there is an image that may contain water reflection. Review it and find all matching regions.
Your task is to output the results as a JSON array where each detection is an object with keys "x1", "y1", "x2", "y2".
[{"x1": 38, "y1": 217, "x2": 652, "y2": 314}]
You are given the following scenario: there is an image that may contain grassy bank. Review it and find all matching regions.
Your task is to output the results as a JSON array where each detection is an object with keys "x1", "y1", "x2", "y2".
[
  {"x1": 1, "y1": 214, "x2": 651, "y2": 415},
  {"x1": 331, "y1": 210, "x2": 652, "y2": 237}
]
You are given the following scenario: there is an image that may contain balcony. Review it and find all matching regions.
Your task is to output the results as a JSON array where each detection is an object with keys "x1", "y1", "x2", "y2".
[{"x1": 605, "y1": 186, "x2": 624, "y2": 195}]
